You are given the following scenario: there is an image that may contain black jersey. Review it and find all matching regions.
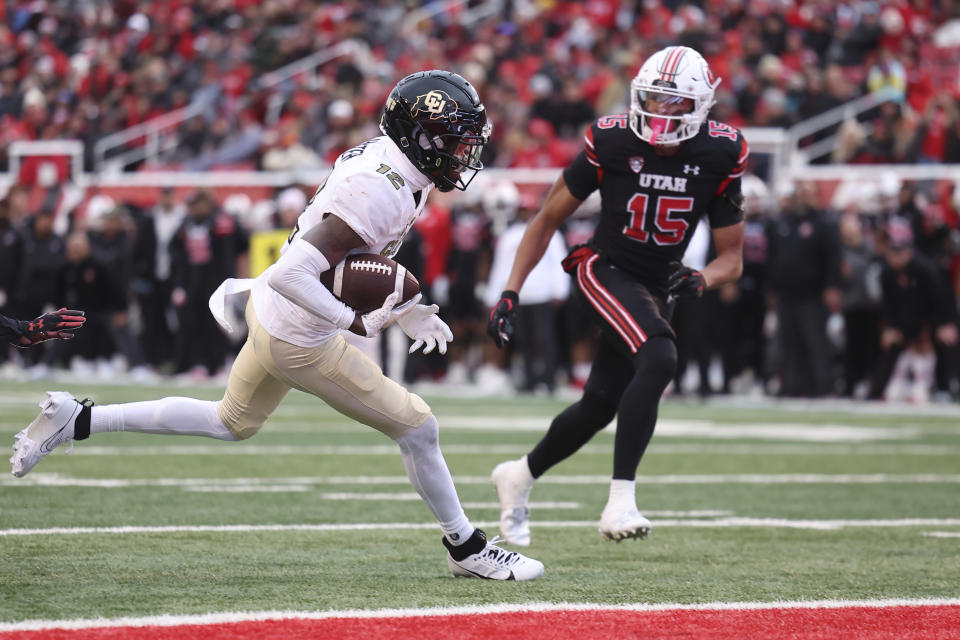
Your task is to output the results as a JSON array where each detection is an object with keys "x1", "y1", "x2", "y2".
[{"x1": 563, "y1": 114, "x2": 748, "y2": 289}]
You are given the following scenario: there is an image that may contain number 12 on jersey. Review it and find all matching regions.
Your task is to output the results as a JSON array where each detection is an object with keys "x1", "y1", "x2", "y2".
[{"x1": 623, "y1": 194, "x2": 694, "y2": 246}]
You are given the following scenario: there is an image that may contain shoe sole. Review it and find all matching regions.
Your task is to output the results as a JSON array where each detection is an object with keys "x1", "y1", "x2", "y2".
[
  {"x1": 599, "y1": 526, "x2": 651, "y2": 542},
  {"x1": 447, "y1": 556, "x2": 517, "y2": 581}
]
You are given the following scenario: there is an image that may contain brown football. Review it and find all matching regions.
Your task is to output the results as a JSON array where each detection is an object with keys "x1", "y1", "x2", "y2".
[{"x1": 319, "y1": 253, "x2": 420, "y2": 314}]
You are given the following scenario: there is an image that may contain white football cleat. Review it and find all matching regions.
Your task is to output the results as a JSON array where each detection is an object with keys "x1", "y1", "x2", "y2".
[
  {"x1": 444, "y1": 529, "x2": 544, "y2": 581},
  {"x1": 598, "y1": 507, "x2": 652, "y2": 542},
  {"x1": 491, "y1": 457, "x2": 535, "y2": 546},
  {"x1": 10, "y1": 392, "x2": 87, "y2": 478}
]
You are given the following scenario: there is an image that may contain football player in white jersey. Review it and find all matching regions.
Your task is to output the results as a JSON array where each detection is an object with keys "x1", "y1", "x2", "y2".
[{"x1": 10, "y1": 70, "x2": 543, "y2": 581}]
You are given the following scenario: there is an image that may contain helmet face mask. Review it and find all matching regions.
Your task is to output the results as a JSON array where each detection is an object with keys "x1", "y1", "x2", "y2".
[
  {"x1": 380, "y1": 71, "x2": 492, "y2": 192},
  {"x1": 629, "y1": 47, "x2": 720, "y2": 147}
]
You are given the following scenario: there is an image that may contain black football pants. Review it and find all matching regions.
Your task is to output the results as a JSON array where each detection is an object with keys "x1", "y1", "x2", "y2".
[{"x1": 527, "y1": 257, "x2": 677, "y2": 481}]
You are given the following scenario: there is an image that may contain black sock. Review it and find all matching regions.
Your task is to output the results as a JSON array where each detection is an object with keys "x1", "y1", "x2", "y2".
[
  {"x1": 443, "y1": 528, "x2": 487, "y2": 560},
  {"x1": 73, "y1": 399, "x2": 94, "y2": 441}
]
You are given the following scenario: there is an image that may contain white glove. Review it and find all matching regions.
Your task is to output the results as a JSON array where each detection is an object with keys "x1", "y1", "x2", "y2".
[
  {"x1": 396, "y1": 302, "x2": 454, "y2": 354},
  {"x1": 387, "y1": 293, "x2": 422, "y2": 327},
  {"x1": 360, "y1": 292, "x2": 401, "y2": 338},
  {"x1": 359, "y1": 293, "x2": 423, "y2": 337}
]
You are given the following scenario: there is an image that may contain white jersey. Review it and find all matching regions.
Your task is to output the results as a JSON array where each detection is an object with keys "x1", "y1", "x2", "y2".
[{"x1": 251, "y1": 136, "x2": 433, "y2": 347}]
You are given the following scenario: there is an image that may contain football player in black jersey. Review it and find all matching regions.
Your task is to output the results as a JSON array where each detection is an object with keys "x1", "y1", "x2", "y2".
[{"x1": 487, "y1": 46, "x2": 748, "y2": 545}]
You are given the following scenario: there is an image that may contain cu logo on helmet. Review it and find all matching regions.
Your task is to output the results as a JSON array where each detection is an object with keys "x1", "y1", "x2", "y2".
[{"x1": 412, "y1": 90, "x2": 459, "y2": 120}]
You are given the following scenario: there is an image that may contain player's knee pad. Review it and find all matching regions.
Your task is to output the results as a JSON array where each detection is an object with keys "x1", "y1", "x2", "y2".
[
  {"x1": 216, "y1": 399, "x2": 265, "y2": 441},
  {"x1": 634, "y1": 335, "x2": 678, "y2": 387}
]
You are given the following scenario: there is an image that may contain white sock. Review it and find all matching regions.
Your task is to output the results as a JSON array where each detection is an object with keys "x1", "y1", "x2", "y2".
[
  {"x1": 912, "y1": 351, "x2": 936, "y2": 387},
  {"x1": 516, "y1": 454, "x2": 535, "y2": 485},
  {"x1": 604, "y1": 479, "x2": 637, "y2": 513},
  {"x1": 396, "y1": 415, "x2": 474, "y2": 545},
  {"x1": 90, "y1": 397, "x2": 237, "y2": 441}
]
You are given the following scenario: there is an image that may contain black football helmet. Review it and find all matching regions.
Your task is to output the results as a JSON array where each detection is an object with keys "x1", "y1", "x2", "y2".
[{"x1": 380, "y1": 70, "x2": 491, "y2": 192}]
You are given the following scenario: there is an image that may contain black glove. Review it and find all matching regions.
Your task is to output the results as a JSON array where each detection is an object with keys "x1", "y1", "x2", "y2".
[
  {"x1": 18, "y1": 308, "x2": 86, "y2": 346},
  {"x1": 666, "y1": 264, "x2": 705, "y2": 299},
  {"x1": 487, "y1": 290, "x2": 519, "y2": 348}
]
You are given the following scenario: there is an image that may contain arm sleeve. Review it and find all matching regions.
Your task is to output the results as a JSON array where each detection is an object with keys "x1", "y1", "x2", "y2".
[
  {"x1": 267, "y1": 238, "x2": 356, "y2": 329},
  {"x1": 1, "y1": 314, "x2": 26, "y2": 344}
]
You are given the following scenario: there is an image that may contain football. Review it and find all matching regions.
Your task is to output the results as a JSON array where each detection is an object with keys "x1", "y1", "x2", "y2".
[{"x1": 319, "y1": 253, "x2": 420, "y2": 314}]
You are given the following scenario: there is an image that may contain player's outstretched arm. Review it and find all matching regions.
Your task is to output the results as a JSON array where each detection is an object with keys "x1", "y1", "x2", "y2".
[{"x1": 3, "y1": 309, "x2": 87, "y2": 347}]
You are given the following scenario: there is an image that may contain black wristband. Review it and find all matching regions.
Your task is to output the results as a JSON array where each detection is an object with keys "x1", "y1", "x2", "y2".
[{"x1": 501, "y1": 290, "x2": 519, "y2": 304}]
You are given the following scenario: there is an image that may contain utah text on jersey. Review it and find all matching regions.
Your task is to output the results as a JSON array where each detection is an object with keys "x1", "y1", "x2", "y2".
[{"x1": 562, "y1": 114, "x2": 748, "y2": 284}]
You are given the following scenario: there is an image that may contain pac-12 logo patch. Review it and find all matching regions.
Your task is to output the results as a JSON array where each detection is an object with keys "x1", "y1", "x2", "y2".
[
  {"x1": 629, "y1": 156, "x2": 645, "y2": 173},
  {"x1": 411, "y1": 90, "x2": 459, "y2": 120}
]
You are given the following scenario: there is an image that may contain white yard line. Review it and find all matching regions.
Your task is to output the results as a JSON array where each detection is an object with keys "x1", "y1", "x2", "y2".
[
  {"x1": 3, "y1": 518, "x2": 960, "y2": 537},
  {"x1": 923, "y1": 531, "x2": 960, "y2": 538},
  {"x1": 3, "y1": 386, "x2": 959, "y2": 414},
  {"x1": 257, "y1": 418, "x2": 926, "y2": 441},
  {"x1": 2, "y1": 598, "x2": 959, "y2": 632},
  {"x1": 315, "y1": 492, "x2": 581, "y2": 508},
  {"x1": 30, "y1": 443, "x2": 960, "y2": 456},
  {"x1": 5, "y1": 472, "x2": 960, "y2": 488},
  {"x1": 55, "y1": 444, "x2": 565, "y2": 456},
  {"x1": 4, "y1": 404, "x2": 930, "y2": 441},
  {"x1": 181, "y1": 485, "x2": 313, "y2": 493}
]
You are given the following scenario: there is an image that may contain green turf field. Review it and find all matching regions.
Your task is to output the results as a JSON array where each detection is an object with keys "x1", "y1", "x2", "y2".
[{"x1": 1, "y1": 381, "x2": 958, "y2": 622}]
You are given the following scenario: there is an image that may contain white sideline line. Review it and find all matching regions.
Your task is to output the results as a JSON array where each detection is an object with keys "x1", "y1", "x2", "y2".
[
  {"x1": 2, "y1": 598, "x2": 959, "y2": 631},
  {"x1": 6, "y1": 473, "x2": 960, "y2": 488},
  {"x1": 46, "y1": 443, "x2": 960, "y2": 456},
  {"x1": 0, "y1": 416, "x2": 938, "y2": 442},
  {"x1": 5, "y1": 411, "x2": 914, "y2": 442},
  {"x1": 182, "y1": 485, "x2": 312, "y2": 493},
  {"x1": 4, "y1": 518, "x2": 960, "y2": 537},
  {"x1": 924, "y1": 531, "x2": 960, "y2": 538},
  {"x1": 314, "y1": 492, "x2": 582, "y2": 510},
  {"x1": 4, "y1": 385, "x2": 960, "y2": 415},
  {"x1": 264, "y1": 419, "x2": 924, "y2": 442},
  {"x1": 58, "y1": 444, "x2": 586, "y2": 456}
]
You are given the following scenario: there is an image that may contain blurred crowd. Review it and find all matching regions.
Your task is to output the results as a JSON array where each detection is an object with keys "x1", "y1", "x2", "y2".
[
  {"x1": 2, "y1": 0, "x2": 960, "y2": 181},
  {"x1": 2, "y1": 0, "x2": 960, "y2": 401},
  {"x1": 1, "y1": 172, "x2": 959, "y2": 404}
]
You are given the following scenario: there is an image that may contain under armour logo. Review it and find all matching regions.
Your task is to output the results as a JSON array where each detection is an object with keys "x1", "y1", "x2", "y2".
[{"x1": 684, "y1": 164, "x2": 700, "y2": 175}]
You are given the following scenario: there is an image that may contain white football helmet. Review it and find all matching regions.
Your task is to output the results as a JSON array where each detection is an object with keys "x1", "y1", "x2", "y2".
[
  {"x1": 741, "y1": 173, "x2": 772, "y2": 218},
  {"x1": 629, "y1": 46, "x2": 720, "y2": 146},
  {"x1": 483, "y1": 180, "x2": 520, "y2": 224}
]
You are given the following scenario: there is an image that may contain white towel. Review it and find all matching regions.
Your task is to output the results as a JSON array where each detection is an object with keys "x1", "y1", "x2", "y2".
[{"x1": 208, "y1": 278, "x2": 255, "y2": 334}]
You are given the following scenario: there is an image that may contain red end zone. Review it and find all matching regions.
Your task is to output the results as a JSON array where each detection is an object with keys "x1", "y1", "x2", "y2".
[{"x1": 3, "y1": 604, "x2": 959, "y2": 640}]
